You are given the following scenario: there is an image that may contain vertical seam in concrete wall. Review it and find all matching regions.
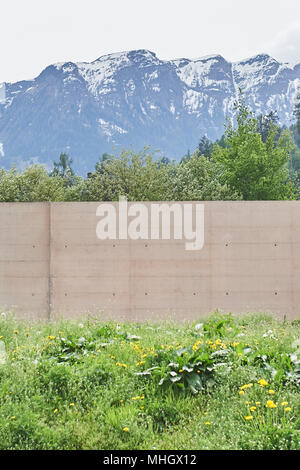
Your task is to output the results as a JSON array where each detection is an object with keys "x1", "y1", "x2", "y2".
[
  {"x1": 291, "y1": 205, "x2": 295, "y2": 319},
  {"x1": 47, "y1": 202, "x2": 53, "y2": 321},
  {"x1": 207, "y1": 204, "x2": 212, "y2": 313}
]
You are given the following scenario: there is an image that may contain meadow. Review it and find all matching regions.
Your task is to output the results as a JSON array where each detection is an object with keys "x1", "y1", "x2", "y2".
[{"x1": 0, "y1": 311, "x2": 299, "y2": 450}]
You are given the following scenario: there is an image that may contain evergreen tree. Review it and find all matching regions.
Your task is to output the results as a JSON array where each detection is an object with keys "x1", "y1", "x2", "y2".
[
  {"x1": 50, "y1": 153, "x2": 74, "y2": 182},
  {"x1": 215, "y1": 134, "x2": 227, "y2": 149},
  {"x1": 257, "y1": 111, "x2": 280, "y2": 143},
  {"x1": 293, "y1": 87, "x2": 300, "y2": 148},
  {"x1": 197, "y1": 136, "x2": 214, "y2": 159},
  {"x1": 95, "y1": 152, "x2": 113, "y2": 173}
]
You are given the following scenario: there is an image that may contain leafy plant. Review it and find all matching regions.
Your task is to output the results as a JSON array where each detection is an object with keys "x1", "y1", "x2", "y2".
[
  {"x1": 202, "y1": 313, "x2": 236, "y2": 338},
  {"x1": 157, "y1": 347, "x2": 216, "y2": 393}
]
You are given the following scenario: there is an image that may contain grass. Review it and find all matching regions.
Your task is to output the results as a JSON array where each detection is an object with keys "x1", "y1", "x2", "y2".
[{"x1": 0, "y1": 310, "x2": 299, "y2": 450}]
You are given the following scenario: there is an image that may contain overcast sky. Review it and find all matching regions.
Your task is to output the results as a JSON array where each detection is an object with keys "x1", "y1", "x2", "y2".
[{"x1": 1, "y1": 0, "x2": 300, "y2": 83}]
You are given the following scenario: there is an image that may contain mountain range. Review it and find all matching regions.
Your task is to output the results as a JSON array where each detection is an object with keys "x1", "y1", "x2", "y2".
[{"x1": 0, "y1": 49, "x2": 300, "y2": 174}]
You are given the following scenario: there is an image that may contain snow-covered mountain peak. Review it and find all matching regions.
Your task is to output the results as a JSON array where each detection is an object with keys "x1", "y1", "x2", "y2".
[
  {"x1": 92, "y1": 49, "x2": 161, "y2": 67},
  {"x1": 232, "y1": 54, "x2": 282, "y2": 91},
  {"x1": 74, "y1": 49, "x2": 162, "y2": 96},
  {"x1": 1, "y1": 50, "x2": 300, "y2": 174},
  {"x1": 194, "y1": 54, "x2": 227, "y2": 63},
  {"x1": 239, "y1": 53, "x2": 276, "y2": 64},
  {"x1": 173, "y1": 54, "x2": 231, "y2": 90}
]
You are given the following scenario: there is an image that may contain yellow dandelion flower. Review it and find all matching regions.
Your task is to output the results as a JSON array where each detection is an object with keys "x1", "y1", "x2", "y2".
[
  {"x1": 10, "y1": 416, "x2": 16, "y2": 420},
  {"x1": 136, "y1": 361, "x2": 145, "y2": 366},
  {"x1": 205, "y1": 422, "x2": 211, "y2": 425},
  {"x1": 266, "y1": 400, "x2": 277, "y2": 409},
  {"x1": 281, "y1": 401, "x2": 288, "y2": 406},
  {"x1": 123, "y1": 427, "x2": 129, "y2": 432},
  {"x1": 239, "y1": 390, "x2": 245, "y2": 395},
  {"x1": 255, "y1": 402, "x2": 261, "y2": 405},
  {"x1": 245, "y1": 416, "x2": 253, "y2": 420},
  {"x1": 53, "y1": 409, "x2": 58, "y2": 413},
  {"x1": 70, "y1": 403, "x2": 75, "y2": 407},
  {"x1": 245, "y1": 401, "x2": 250, "y2": 405},
  {"x1": 258, "y1": 379, "x2": 268, "y2": 387},
  {"x1": 179, "y1": 369, "x2": 183, "y2": 373},
  {"x1": 285, "y1": 407, "x2": 291, "y2": 412},
  {"x1": 268, "y1": 390, "x2": 275, "y2": 395},
  {"x1": 250, "y1": 406, "x2": 256, "y2": 412},
  {"x1": 240, "y1": 383, "x2": 253, "y2": 390}
]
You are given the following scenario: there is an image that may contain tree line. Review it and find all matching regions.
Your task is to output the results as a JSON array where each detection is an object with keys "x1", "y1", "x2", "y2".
[{"x1": 0, "y1": 96, "x2": 299, "y2": 202}]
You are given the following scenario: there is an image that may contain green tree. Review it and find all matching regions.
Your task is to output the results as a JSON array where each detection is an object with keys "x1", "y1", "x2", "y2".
[
  {"x1": 212, "y1": 98, "x2": 298, "y2": 200},
  {"x1": 197, "y1": 136, "x2": 214, "y2": 160},
  {"x1": 293, "y1": 87, "x2": 300, "y2": 148},
  {"x1": 257, "y1": 111, "x2": 280, "y2": 143},
  {"x1": 50, "y1": 153, "x2": 75, "y2": 185},
  {"x1": 181, "y1": 149, "x2": 192, "y2": 163},
  {"x1": 172, "y1": 152, "x2": 241, "y2": 201},
  {"x1": 0, "y1": 168, "x2": 21, "y2": 202},
  {"x1": 85, "y1": 148, "x2": 175, "y2": 201},
  {"x1": 94, "y1": 152, "x2": 113, "y2": 174},
  {"x1": 0, "y1": 165, "x2": 84, "y2": 202}
]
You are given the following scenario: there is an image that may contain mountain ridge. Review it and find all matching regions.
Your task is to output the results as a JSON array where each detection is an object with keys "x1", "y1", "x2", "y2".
[{"x1": 0, "y1": 49, "x2": 299, "y2": 174}]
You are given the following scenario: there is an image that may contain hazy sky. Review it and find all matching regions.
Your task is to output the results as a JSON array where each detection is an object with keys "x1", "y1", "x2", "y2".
[{"x1": 1, "y1": 0, "x2": 300, "y2": 83}]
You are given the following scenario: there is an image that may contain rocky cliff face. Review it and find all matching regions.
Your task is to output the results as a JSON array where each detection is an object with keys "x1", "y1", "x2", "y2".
[{"x1": 0, "y1": 49, "x2": 299, "y2": 174}]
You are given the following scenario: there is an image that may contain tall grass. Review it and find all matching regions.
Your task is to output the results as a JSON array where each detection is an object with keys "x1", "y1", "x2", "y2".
[{"x1": 0, "y1": 311, "x2": 299, "y2": 450}]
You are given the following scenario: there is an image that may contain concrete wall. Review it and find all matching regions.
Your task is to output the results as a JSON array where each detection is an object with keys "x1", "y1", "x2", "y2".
[{"x1": 0, "y1": 201, "x2": 299, "y2": 321}]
